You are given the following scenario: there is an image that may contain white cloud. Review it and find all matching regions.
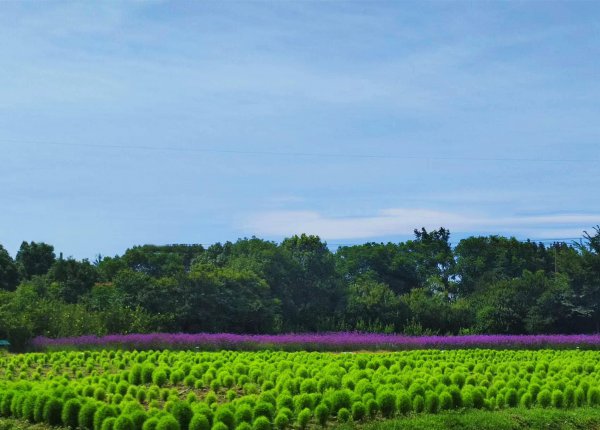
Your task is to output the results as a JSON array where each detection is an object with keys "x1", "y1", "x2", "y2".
[{"x1": 242, "y1": 208, "x2": 598, "y2": 240}]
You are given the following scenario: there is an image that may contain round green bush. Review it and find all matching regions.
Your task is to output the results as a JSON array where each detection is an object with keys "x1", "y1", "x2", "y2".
[
  {"x1": 131, "y1": 410, "x2": 148, "y2": 430},
  {"x1": 505, "y1": 389, "x2": 518, "y2": 407},
  {"x1": 156, "y1": 415, "x2": 181, "y2": 430},
  {"x1": 439, "y1": 392, "x2": 453, "y2": 411},
  {"x1": 79, "y1": 402, "x2": 98, "y2": 430},
  {"x1": 537, "y1": 389, "x2": 552, "y2": 408},
  {"x1": 314, "y1": 404, "x2": 329, "y2": 427},
  {"x1": 94, "y1": 405, "x2": 117, "y2": 430},
  {"x1": 212, "y1": 423, "x2": 229, "y2": 430},
  {"x1": 330, "y1": 390, "x2": 351, "y2": 414},
  {"x1": 214, "y1": 407, "x2": 235, "y2": 430},
  {"x1": 189, "y1": 414, "x2": 210, "y2": 430},
  {"x1": 43, "y1": 398, "x2": 63, "y2": 426},
  {"x1": 115, "y1": 415, "x2": 136, "y2": 430},
  {"x1": 424, "y1": 392, "x2": 439, "y2": 413},
  {"x1": 296, "y1": 408, "x2": 311, "y2": 430},
  {"x1": 143, "y1": 418, "x2": 160, "y2": 430},
  {"x1": 336, "y1": 408, "x2": 350, "y2": 423},
  {"x1": 235, "y1": 405, "x2": 252, "y2": 424},
  {"x1": 351, "y1": 402, "x2": 365, "y2": 421},
  {"x1": 377, "y1": 392, "x2": 396, "y2": 418},
  {"x1": 22, "y1": 393, "x2": 37, "y2": 422},
  {"x1": 153, "y1": 370, "x2": 168, "y2": 387},
  {"x1": 366, "y1": 399, "x2": 378, "y2": 419},
  {"x1": 62, "y1": 399, "x2": 82, "y2": 429},
  {"x1": 102, "y1": 418, "x2": 117, "y2": 430},
  {"x1": 252, "y1": 416, "x2": 271, "y2": 430},
  {"x1": 172, "y1": 402, "x2": 194, "y2": 430},
  {"x1": 235, "y1": 423, "x2": 251, "y2": 430},
  {"x1": 519, "y1": 392, "x2": 532, "y2": 409},
  {"x1": 551, "y1": 390, "x2": 564, "y2": 408},
  {"x1": 588, "y1": 387, "x2": 600, "y2": 406},
  {"x1": 574, "y1": 388, "x2": 585, "y2": 407},
  {"x1": 253, "y1": 402, "x2": 274, "y2": 421},
  {"x1": 33, "y1": 393, "x2": 50, "y2": 423},
  {"x1": 412, "y1": 395, "x2": 425, "y2": 413}
]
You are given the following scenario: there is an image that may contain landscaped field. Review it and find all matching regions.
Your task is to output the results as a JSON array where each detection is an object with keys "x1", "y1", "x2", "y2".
[{"x1": 3, "y1": 349, "x2": 600, "y2": 430}]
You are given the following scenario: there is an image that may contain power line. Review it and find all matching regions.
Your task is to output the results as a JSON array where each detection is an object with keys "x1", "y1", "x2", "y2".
[{"x1": 3, "y1": 138, "x2": 599, "y2": 163}]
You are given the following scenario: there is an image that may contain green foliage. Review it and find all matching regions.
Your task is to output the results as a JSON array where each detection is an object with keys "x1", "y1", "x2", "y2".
[
  {"x1": 42, "y1": 398, "x2": 63, "y2": 426},
  {"x1": 314, "y1": 404, "x2": 329, "y2": 427},
  {"x1": 114, "y1": 415, "x2": 135, "y2": 430},
  {"x1": 296, "y1": 408, "x2": 311, "y2": 429},
  {"x1": 156, "y1": 415, "x2": 180, "y2": 430},
  {"x1": 189, "y1": 414, "x2": 210, "y2": 430},
  {"x1": 351, "y1": 402, "x2": 366, "y2": 421},
  {"x1": 251, "y1": 416, "x2": 271, "y2": 430}
]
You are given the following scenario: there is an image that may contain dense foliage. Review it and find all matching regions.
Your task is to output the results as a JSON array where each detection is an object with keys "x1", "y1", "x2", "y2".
[
  {"x1": 3, "y1": 349, "x2": 600, "y2": 429},
  {"x1": 1, "y1": 227, "x2": 600, "y2": 348}
]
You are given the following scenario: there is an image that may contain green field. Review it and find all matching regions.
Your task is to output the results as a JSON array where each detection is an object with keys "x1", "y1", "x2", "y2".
[{"x1": 2, "y1": 349, "x2": 600, "y2": 430}]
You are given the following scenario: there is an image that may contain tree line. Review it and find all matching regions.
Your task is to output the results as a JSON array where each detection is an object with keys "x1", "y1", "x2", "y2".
[{"x1": 1, "y1": 227, "x2": 600, "y2": 349}]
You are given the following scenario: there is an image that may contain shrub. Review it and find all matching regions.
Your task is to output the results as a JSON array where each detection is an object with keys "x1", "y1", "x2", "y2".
[
  {"x1": 330, "y1": 390, "x2": 352, "y2": 414},
  {"x1": 396, "y1": 391, "x2": 411, "y2": 415},
  {"x1": 297, "y1": 408, "x2": 311, "y2": 430},
  {"x1": 439, "y1": 392, "x2": 453, "y2": 411},
  {"x1": 153, "y1": 370, "x2": 168, "y2": 387},
  {"x1": 235, "y1": 424, "x2": 252, "y2": 430},
  {"x1": 366, "y1": 399, "x2": 378, "y2": 418},
  {"x1": 588, "y1": 387, "x2": 600, "y2": 406},
  {"x1": 235, "y1": 405, "x2": 252, "y2": 424},
  {"x1": 252, "y1": 416, "x2": 271, "y2": 430},
  {"x1": 537, "y1": 389, "x2": 551, "y2": 408},
  {"x1": 519, "y1": 393, "x2": 532, "y2": 409},
  {"x1": 189, "y1": 414, "x2": 210, "y2": 430},
  {"x1": 412, "y1": 395, "x2": 425, "y2": 413},
  {"x1": 551, "y1": 390, "x2": 564, "y2": 408},
  {"x1": 505, "y1": 389, "x2": 518, "y2": 407},
  {"x1": 253, "y1": 402, "x2": 274, "y2": 421},
  {"x1": 273, "y1": 412, "x2": 289, "y2": 429},
  {"x1": 156, "y1": 415, "x2": 181, "y2": 430},
  {"x1": 336, "y1": 408, "x2": 350, "y2": 423},
  {"x1": 143, "y1": 418, "x2": 160, "y2": 430},
  {"x1": 212, "y1": 423, "x2": 229, "y2": 430},
  {"x1": 131, "y1": 410, "x2": 148, "y2": 430},
  {"x1": 62, "y1": 398, "x2": 82, "y2": 429},
  {"x1": 424, "y1": 392, "x2": 439, "y2": 413},
  {"x1": 115, "y1": 415, "x2": 136, "y2": 430},
  {"x1": 102, "y1": 418, "x2": 117, "y2": 430},
  {"x1": 351, "y1": 402, "x2": 365, "y2": 421},
  {"x1": 79, "y1": 402, "x2": 98, "y2": 430},
  {"x1": 574, "y1": 388, "x2": 585, "y2": 407},
  {"x1": 43, "y1": 398, "x2": 63, "y2": 426},
  {"x1": 22, "y1": 393, "x2": 37, "y2": 422},
  {"x1": 33, "y1": 393, "x2": 50, "y2": 423},
  {"x1": 172, "y1": 402, "x2": 194, "y2": 430},
  {"x1": 94, "y1": 405, "x2": 117, "y2": 430},
  {"x1": 377, "y1": 392, "x2": 396, "y2": 418},
  {"x1": 214, "y1": 407, "x2": 235, "y2": 430},
  {"x1": 314, "y1": 404, "x2": 329, "y2": 427}
]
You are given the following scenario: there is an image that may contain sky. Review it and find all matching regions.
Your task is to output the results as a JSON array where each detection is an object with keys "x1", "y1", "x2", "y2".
[{"x1": 1, "y1": 1, "x2": 599, "y2": 259}]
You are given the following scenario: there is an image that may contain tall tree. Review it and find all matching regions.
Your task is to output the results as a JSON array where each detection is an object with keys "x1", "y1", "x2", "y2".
[
  {"x1": 0, "y1": 245, "x2": 19, "y2": 291},
  {"x1": 16, "y1": 241, "x2": 55, "y2": 279}
]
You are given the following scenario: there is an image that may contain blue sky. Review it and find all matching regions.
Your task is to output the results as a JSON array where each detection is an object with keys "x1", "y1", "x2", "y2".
[{"x1": 1, "y1": 1, "x2": 599, "y2": 259}]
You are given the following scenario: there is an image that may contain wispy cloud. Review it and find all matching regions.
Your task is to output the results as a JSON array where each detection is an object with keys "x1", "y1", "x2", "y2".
[{"x1": 242, "y1": 208, "x2": 598, "y2": 240}]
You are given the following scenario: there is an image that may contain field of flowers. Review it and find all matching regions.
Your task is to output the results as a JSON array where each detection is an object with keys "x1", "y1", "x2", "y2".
[
  {"x1": 31, "y1": 332, "x2": 600, "y2": 351},
  {"x1": 3, "y1": 349, "x2": 600, "y2": 430}
]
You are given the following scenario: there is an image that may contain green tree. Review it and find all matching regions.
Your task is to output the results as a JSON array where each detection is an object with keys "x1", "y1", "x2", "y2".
[
  {"x1": 16, "y1": 241, "x2": 55, "y2": 279},
  {"x1": 0, "y1": 244, "x2": 19, "y2": 291}
]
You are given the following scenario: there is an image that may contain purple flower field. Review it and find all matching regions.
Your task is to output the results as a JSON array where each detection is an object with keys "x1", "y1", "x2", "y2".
[{"x1": 31, "y1": 332, "x2": 600, "y2": 351}]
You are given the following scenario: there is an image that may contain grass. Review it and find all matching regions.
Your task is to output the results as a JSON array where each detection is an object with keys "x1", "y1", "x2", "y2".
[
  {"x1": 335, "y1": 408, "x2": 600, "y2": 430},
  {"x1": 4, "y1": 408, "x2": 600, "y2": 430}
]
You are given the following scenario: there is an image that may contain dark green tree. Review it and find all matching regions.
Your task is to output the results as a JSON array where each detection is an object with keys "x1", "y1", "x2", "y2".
[
  {"x1": 0, "y1": 244, "x2": 19, "y2": 291},
  {"x1": 16, "y1": 241, "x2": 55, "y2": 279}
]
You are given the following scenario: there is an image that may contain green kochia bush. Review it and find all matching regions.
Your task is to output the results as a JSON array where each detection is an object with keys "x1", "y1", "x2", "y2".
[{"x1": 9, "y1": 348, "x2": 600, "y2": 430}]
